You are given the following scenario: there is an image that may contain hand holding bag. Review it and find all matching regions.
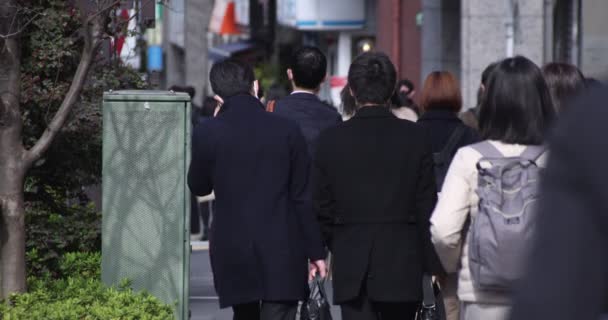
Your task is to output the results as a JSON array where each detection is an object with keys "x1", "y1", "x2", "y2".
[
  {"x1": 301, "y1": 275, "x2": 332, "y2": 320},
  {"x1": 416, "y1": 274, "x2": 446, "y2": 320}
]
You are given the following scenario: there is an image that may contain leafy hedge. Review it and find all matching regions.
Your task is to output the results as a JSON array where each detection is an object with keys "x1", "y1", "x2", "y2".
[
  {"x1": 26, "y1": 195, "x2": 101, "y2": 279},
  {"x1": 1, "y1": 252, "x2": 175, "y2": 319}
]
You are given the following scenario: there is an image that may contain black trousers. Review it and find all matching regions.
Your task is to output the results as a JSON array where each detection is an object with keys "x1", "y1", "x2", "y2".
[
  {"x1": 341, "y1": 293, "x2": 419, "y2": 320},
  {"x1": 232, "y1": 301, "x2": 298, "y2": 320}
]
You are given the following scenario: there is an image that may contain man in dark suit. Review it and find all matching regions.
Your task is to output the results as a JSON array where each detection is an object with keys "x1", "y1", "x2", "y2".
[
  {"x1": 272, "y1": 46, "x2": 342, "y2": 156},
  {"x1": 314, "y1": 52, "x2": 443, "y2": 319},
  {"x1": 509, "y1": 85, "x2": 608, "y2": 320},
  {"x1": 188, "y1": 59, "x2": 327, "y2": 320}
]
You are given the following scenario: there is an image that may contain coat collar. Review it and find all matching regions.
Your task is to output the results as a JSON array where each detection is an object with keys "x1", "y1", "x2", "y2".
[
  {"x1": 221, "y1": 94, "x2": 264, "y2": 112},
  {"x1": 288, "y1": 92, "x2": 320, "y2": 102},
  {"x1": 353, "y1": 105, "x2": 395, "y2": 119}
]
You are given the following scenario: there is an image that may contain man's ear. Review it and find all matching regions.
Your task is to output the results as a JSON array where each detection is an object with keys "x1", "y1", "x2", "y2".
[
  {"x1": 253, "y1": 80, "x2": 260, "y2": 98},
  {"x1": 287, "y1": 69, "x2": 294, "y2": 81}
]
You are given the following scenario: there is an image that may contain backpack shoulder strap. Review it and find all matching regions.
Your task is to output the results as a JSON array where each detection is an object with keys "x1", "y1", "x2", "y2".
[
  {"x1": 471, "y1": 141, "x2": 504, "y2": 158},
  {"x1": 520, "y1": 145, "x2": 546, "y2": 161},
  {"x1": 436, "y1": 125, "x2": 467, "y2": 164},
  {"x1": 266, "y1": 100, "x2": 276, "y2": 112}
]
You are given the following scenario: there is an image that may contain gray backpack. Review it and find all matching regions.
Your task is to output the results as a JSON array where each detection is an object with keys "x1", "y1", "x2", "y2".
[{"x1": 468, "y1": 141, "x2": 545, "y2": 292}]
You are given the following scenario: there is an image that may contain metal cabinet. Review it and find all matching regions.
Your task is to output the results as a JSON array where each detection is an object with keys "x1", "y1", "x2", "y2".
[{"x1": 101, "y1": 90, "x2": 190, "y2": 319}]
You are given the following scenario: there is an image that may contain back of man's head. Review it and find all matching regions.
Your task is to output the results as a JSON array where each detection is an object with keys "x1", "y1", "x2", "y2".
[
  {"x1": 290, "y1": 46, "x2": 327, "y2": 90},
  {"x1": 209, "y1": 59, "x2": 255, "y2": 99},
  {"x1": 348, "y1": 52, "x2": 397, "y2": 106}
]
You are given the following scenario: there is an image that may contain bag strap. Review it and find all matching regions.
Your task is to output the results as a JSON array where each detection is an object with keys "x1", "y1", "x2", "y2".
[
  {"x1": 435, "y1": 125, "x2": 467, "y2": 164},
  {"x1": 266, "y1": 100, "x2": 276, "y2": 112},
  {"x1": 471, "y1": 141, "x2": 504, "y2": 158},
  {"x1": 520, "y1": 145, "x2": 546, "y2": 162},
  {"x1": 422, "y1": 274, "x2": 436, "y2": 308}
]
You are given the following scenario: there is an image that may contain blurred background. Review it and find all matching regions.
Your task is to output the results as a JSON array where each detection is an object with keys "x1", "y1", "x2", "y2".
[{"x1": 109, "y1": 0, "x2": 608, "y2": 112}]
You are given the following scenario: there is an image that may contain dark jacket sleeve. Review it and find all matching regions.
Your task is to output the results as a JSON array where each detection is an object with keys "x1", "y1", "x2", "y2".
[
  {"x1": 415, "y1": 138, "x2": 444, "y2": 275},
  {"x1": 312, "y1": 132, "x2": 335, "y2": 249},
  {"x1": 187, "y1": 125, "x2": 214, "y2": 196},
  {"x1": 289, "y1": 125, "x2": 327, "y2": 261},
  {"x1": 510, "y1": 112, "x2": 608, "y2": 320}
]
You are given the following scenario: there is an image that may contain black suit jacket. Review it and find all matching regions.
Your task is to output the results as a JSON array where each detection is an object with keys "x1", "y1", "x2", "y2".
[
  {"x1": 510, "y1": 86, "x2": 608, "y2": 320},
  {"x1": 274, "y1": 92, "x2": 342, "y2": 157},
  {"x1": 188, "y1": 94, "x2": 326, "y2": 308},
  {"x1": 314, "y1": 106, "x2": 443, "y2": 304}
]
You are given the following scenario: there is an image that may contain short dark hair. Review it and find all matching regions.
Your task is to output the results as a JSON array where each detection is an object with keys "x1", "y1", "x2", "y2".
[
  {"x1": 290, "y1": 46, "x2": 327, "y2": 90},
  {"x1": 209, "y1": 59, "x2": 255, "y2": 99},
  {"x1": 397, "y1": 79, "x2": 415, "y2": 93},
  {"x1": 348, "y1": 52, "x2": 397, "y2": 106},
  {"x1": 479, "y1": 56, "x2": 555, "y2": 145},
  {"x1": 542, "y1": 62, "x2": 585, "y2": 112},
  {"x1": 420, "y1": 71, "x2": 462, "y2": 112}
]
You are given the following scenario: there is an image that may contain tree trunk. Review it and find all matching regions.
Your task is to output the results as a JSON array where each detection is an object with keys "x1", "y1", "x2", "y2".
[
  {"x1": 0, "y1": 0, "x2": 26, "y2": 298},
  {"x1": 0, "y1": 187, "x2": 26, "y2": 297}
]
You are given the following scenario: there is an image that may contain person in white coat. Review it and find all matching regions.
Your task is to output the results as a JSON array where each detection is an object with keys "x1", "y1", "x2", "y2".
[{"x1": 429, "y1": 56, "x2": 556, "y2": 320}]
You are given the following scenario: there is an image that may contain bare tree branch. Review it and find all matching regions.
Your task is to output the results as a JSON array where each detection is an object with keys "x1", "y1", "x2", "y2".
[
  {"x1": 23, "y1": 6, "x2": 111, "y2": 166},
  {"x1": 0, "y1": 12, "x2": 40, "y2": 39}
]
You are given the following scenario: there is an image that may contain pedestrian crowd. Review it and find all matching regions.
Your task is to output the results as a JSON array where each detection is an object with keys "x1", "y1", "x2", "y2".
[{"x1": 187, "y1": 46, "x2": 605, "y2": 320}]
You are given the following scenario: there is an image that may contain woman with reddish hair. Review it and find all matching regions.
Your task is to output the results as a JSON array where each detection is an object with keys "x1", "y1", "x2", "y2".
[{"x1": 418, "y1": 71, "x2": 479, "y2": 320}]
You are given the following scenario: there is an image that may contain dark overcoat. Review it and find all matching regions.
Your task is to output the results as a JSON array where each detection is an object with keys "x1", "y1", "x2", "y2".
[
  {"x1": 188, "y1": 94, "x2": 326, "y2": 308},
  {"x1": 273, "y1": 92, "x2": 342, "y2": 157},
  {"x1": 313, "y1": 106, "x2": 444, "y2": 304},
  {"x1": 417, "y1": 109, "x2": 480, "y2": 154}
]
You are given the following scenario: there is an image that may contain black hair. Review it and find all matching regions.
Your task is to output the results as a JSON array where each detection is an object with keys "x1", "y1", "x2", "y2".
[
  {"x1": 209, "y1": 59, "x2": 255, "y2": 99},
  {"x1": 290, "y1": 46, "x2": 327, "y2": 90},
  {"x1": 475, "y1": 62, "x2": 498, "y2": 108},
  {"x1": 396, "y1": 79, "x2": 415, "y2": 93},
  {"x1": 347, "y1": 52, "x2": 397, "y2": 106},
  {"x1": 340, "y1": 84, "x2": 357, "y2": 116},
  {"x1": 479, "y1": 56, "x2": 555, "y2": 145},
  {"x1": 542, "y1": 62, "x2": 585, "y2": 112}
]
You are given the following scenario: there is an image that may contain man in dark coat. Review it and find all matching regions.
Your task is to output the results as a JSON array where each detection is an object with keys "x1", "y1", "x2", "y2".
[
  {"x1": 509, "y1": 85, "x2": 608, "y2": 320},
  {"x1": 272, "y1": 46, "x2": 342, "y2": 156},
  {"x1": 188, "y1": 59, "x2": 327, "y2": 320},
  {"x1": 314, "y1": 52, "x2": 443, "y2": 319}
]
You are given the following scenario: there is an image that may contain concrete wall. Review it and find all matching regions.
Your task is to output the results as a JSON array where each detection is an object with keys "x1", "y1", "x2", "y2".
[
  {"x1": 421, "y1": 0, "x2": 461, "y2": 84},
  {"x1": 163, "y1": 0, "x2": 213, "y2": 105},
  {"x1": 460, "y1": 0, "x2": 545, "y2": 109},
  {"x1": 581, "y1": 0, "x2": 608, "y2": 78}
]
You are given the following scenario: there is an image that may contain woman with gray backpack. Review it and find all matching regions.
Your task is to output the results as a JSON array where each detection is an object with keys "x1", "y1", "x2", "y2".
[{"x1": 429, "y1": 56, "x2": 555, "y2": 320}]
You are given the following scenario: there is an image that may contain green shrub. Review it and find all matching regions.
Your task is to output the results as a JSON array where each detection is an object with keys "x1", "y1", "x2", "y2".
[
  {"x1": 58, "y1": 252, "x2": 101, "y2": 279},
  {"x1": 26, "y1": 196, "x2": 101, "y2": 278},
  {"x1": 1, "y1": 278, "x2": 174, "y2": 319}
]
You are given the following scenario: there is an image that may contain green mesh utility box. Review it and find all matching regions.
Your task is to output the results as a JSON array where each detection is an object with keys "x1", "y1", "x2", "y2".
[{"x1": 101, "y1": 90, "x2": 190, "y2": 319}]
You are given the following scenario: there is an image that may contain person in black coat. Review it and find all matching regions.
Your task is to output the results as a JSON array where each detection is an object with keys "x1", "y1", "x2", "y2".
[
  {"x1": 188, "y1": 59, "x2": 327, "y2": 320},
  {"x1": 509, "y1": 85, "x2": 608, "y2": 320},
  {"x1": 417, "y1": 71, "x2": 480, "y2": 188},
  {"x1": 314, "y1": 52, "x2": 443, "y2": 320},
  {"x1": 417, "y1": 71, "x2": 478, "y2": 320},
  {"x1": 272, "y1": 46, "x2": 342, "y2": 156}
]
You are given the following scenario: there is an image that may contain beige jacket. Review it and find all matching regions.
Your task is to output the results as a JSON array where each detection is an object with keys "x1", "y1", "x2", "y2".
[{"x1": 430, "y1": 141, "x2": 548, "y2": 304}]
